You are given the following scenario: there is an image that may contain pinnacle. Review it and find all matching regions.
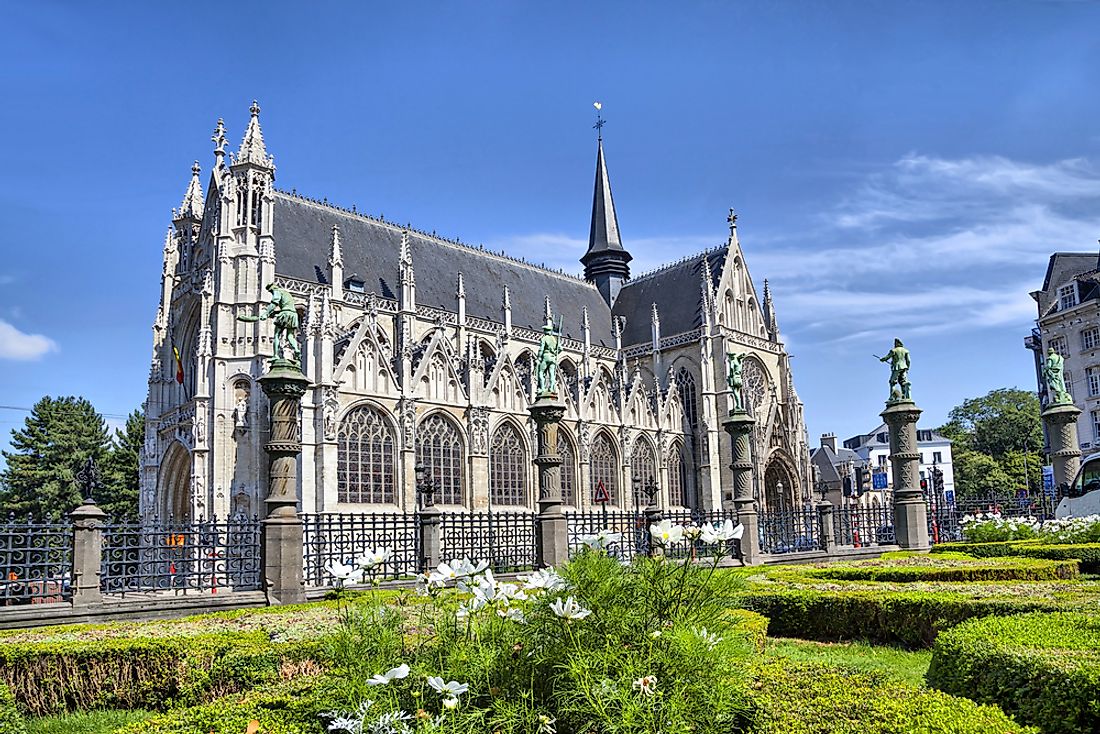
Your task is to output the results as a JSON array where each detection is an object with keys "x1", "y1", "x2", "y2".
[
  {"x1": 234, "y1": 100, "x2": 273, "y2": 168},
  {"x1": 177, "y1": 160, "x2": 204, "y2": 220}
]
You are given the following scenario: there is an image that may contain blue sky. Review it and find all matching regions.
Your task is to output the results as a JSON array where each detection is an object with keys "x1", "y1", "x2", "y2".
[{"x1": 3, "y1": 1, "x2": 1100, "y2": 458}]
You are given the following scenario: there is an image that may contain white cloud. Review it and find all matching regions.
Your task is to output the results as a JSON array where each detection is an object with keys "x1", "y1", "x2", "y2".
[{"x1": 0, "y1": 319, "x2": 58, "y2": 360}]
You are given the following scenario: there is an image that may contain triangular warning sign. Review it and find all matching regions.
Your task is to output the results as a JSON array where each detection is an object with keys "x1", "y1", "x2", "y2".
[{"x1": 593, "y1": 479, "x2": 611, "y2": 504}]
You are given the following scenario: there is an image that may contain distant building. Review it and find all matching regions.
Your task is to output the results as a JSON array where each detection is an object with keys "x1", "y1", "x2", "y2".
[
  {"x1": 1026, "y1": 252, "x2": 1100, "y2": 452},
  {"x1": 809, "y1": 433, "x2": 870, "y2": 507},
  {"x1": 843, "y1": 425, "x2": 954, "y2": 503}
]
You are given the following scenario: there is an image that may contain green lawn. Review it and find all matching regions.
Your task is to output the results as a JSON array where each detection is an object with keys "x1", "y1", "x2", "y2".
[
  {"x1": 27, "y1": 709, "x2": 152, "y2": 734},
  {"x1": 765, "y1": 637, "x2": 933, "y2": 687}
]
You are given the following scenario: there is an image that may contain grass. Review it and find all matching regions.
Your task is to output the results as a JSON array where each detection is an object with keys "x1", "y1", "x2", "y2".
[
  {"x1": 26, "y1": 709, "x2": 152, "y2": 734},
  {"x1": 765, "y1": 637, "x2": 932, "y2": 687}
]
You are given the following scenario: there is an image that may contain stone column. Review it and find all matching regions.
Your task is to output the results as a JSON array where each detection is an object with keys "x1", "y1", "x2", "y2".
[
  {"x1": 722, "y1": 410, "x2": 761, "y2": 564},
  {"x1": 530, "y1": 395, "x2": 568, "y2": 567},
  {"x1": 643, "y1": 484, "x2": 663, "y2": 558},
  {"x1": 881, "y1": 400, "x2": 929, "y2": 549},
  {"x1": 258, "y1": 360, "x2": 310, "y2": 605},
  {"x1": 1042, "y1": 402, "x2": 1082, "y2": 493},
  {"x1": 415, "y1": 464, "x2": 443, "y2": 572},
  {"x1": 816, "y1": 501, "x2": 836, "y2": 554},
  {"x1": 70, "y1": 498, "x2": 107, "y2": 607}
]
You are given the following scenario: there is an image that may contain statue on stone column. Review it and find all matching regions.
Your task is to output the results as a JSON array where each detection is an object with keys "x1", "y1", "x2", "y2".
[
  {"x1": 726, "y1": 350, "x2": 745, "y2": 412},
  {"x1": 237, "y1": 283, "x2": 301, "y2": 364},
  {"x1": 1043, "y1": 347, "x2": 1072, "y2": 405},
  {"x1": 876, "y1": 338, "x2": 911, "y2": 402},
  {"x1": 536, "y1": 314, "x2": 563, "y2": 396}
]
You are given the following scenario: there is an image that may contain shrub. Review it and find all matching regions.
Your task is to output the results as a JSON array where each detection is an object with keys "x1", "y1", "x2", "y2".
[
  {"x1": 930, "y1": 540, "x2": 1036, "y2": 557},
  {"x1": 961, "y1": 513, "x2": 1040, "y2": 542},
  {"x1": 1036, "y1": 515, "x2": 1100, "y2": 544},
  {"x1": 927, "y1": 612, "x2": 1100, "y2": 734},
  {"x1": 0, "y1": 683, "x2": 27, "y2": 734},
  {"x1": 1012, "y1": 543, "x2": 1100, "y2": 573},
  {"x1": 803, "y1": 556, "x2": 1078, "y2": 583},
  {"x1": 746, "y1": 659, "x2": 1037, "y2": 733}
]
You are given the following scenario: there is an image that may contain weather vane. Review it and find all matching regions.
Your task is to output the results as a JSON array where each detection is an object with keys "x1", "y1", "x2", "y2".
[{"x1": 593, "y1": 101, "x2": 605, "y2": 139}]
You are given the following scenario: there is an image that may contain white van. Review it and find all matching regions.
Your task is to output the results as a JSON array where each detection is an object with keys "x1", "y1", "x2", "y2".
[{"x1": 1056, "y1": 451, "x2": 1100, "y2": 518}]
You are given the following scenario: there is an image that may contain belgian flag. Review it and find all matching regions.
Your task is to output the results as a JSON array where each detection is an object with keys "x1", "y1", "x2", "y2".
[{"x1": 172, "y1": 345, "x2": 185, "y2": 385}]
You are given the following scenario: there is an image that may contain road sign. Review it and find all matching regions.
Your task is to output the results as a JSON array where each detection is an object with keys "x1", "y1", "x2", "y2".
[
  {"x1": 593, "y1": 480, "x2": 611, "y2": 504},
  {"x1": 872, "y1": 471, "x2": 888, "y2": 490}
]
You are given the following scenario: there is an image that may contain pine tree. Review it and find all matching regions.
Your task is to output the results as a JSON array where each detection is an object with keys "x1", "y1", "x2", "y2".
[
  {"x1": 101, "y1": 408, "x2": 144, "y2": 522},
  {"x1": 0, "y1": 396, "x2": 110, "y2": 520}
]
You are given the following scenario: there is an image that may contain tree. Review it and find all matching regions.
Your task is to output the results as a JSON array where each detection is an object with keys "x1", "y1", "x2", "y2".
[
  {"x1": 951, "y1": 448, "x2": 1012, "y2": 499},
  {"x1": 0, "y1": 396, "x2": 110, "y2": 520},
  {"x1": 101, "y1": 408, "x2": 144, "y2": 521},
  {"x1": 941, "y1": 388, "x2": 1042, "y2": 459}
]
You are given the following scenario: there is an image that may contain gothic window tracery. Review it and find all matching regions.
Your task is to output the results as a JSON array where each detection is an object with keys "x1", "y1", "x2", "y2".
[
  {"x1": 590, "y1": 431, "x2": 619, "y2": 506},
  {"x1": 490, "y1": 422, "x2": 527, "y2": 506},
  {"x1": 742, "y1": 358, "x2": 770, "y2": 417},
  {"x1": 631, "y1": 438, "x2": 657, "y2": 508},
  {"x1": 416, "y1": 414, "x2": 464, "y2": 505},
  {"x1": 667, "y1": 442, "x2": 687, "y2": 507},
  {"x1": 337, "y1": 405, "x2": 397, "y2": 504},
  {"x1": 559, "y1": 431, "x2": 578, "y2": 506}
]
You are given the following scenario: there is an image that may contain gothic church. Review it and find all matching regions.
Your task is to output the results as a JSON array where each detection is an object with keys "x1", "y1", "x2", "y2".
[{"x1": 142, "y1": 103, "x2": 811, "y2": 521}]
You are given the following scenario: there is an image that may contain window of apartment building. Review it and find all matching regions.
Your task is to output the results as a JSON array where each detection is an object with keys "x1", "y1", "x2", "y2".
[
  {"x1": 1065, "y1": 370, "x2": 1075, "y2": 399},
  {"x1": 1060, "y1": 284, "x2": 1078, "y2": 311},
  {"x1": 877, "y1": 454, "x2": 887, "y2": 467},
  {"x1": 1083, "y1": 327, "x2": 1100, "y2": 351},
  {"x1": 1093, "y1": 410, "x2": 1100, "y2": 444},
  {"x1": 1088, "y1": 367, "x2": 1100, "y2": 397},
  {"x1": 1049, "y1": 336, "x2": 1068, "y2": 356},
  {"x1": 933, "y1": 451, "x2": 942, "y2": 464}
]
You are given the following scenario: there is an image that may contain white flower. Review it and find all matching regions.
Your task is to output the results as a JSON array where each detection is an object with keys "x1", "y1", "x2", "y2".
[
  {"x1": 498, "y1": 607, "x2": 526, "y2": 622},
  {"x1": 682, "y1": 523, "x2": 703, "y2": 540},
  {"x1": 580, "y1": 528, "x2": 622, "y2": 549},
  {"x1": 550, "y1": 595, "x2": 592, "y2": 621},
  {"x1": 449, "y1": 558, "x2": 489, "y2": 577},
  {"x1": 324, "y1": 559, "x2": 364, "y2": 587},
  {"x1": 327, "y1": 715, "x2": 361, "y2": 733},
  {"x1": 692, "y1": 626, "x2": 722, "y2": 649},
  {"x1": 521, "y1": 567, "x2": 567, "y2": 592},
  {"x1": 441, "y1": 696, "x2": 459, "y2": 709},
  {"x1": 415, "y1": 571, "x2": 444, "y2": 596},
  {"x1": 649, "y1": 519, "x2": 685, "y2": 545},
  {"x1": 700, "y1": 519, "x2": 737, "y2": 544},
  {"x1": 537, "y1": 714, "x2": 556, "y2": 734},
  {"x1": 427, "y1": 677, "x2": 469, "y2": 697},
  {"x1": 356, "y1": 547, "x2": 392, "y2": 571},
  {"x1": 366, "y1": 663, "x2": 410, "y2": 686},
  {"x1": 633, "y1": 675, "x2": 658, "y2": 697}
]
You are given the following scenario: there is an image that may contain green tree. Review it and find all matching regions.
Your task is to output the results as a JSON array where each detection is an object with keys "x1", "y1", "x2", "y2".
[
  {"x1": 0, "y1": 396, "x2": 110, "y2": 520},
  {"x1": 941, "y1": 388, "x2": 1042, "y2": 458},
  {"x1": 951, "y1": 448, "x2": 1013, "y2": 500},
  {"x1": 101, "y1": 408, "x2": 144, "y2": 521}
]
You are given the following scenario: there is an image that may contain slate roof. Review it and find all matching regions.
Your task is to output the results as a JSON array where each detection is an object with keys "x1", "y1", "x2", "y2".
[
  {"x1": 810, "y1": 445, "x2": 865, "y2": 484},
  {"x1": 612, "y1": 247, "x2": 728, "y2": 347},
  {"x1": 271, "y1": 193, "x2": 617, "y2": 345},
  {"x1": 582, "y1": 139, "x2": 628, "y2": 263},
  {"x1": 1035, "y1": 252, "x2": 1100, "y2": 318}
]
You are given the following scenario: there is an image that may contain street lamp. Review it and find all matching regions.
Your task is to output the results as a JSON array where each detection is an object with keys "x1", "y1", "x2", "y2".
[{"x1": 415, "y1": 462, "x2": 437, "y2": 509}]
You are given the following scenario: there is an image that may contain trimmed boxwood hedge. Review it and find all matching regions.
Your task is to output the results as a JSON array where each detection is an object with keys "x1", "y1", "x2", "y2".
[
  {"x1": 735, "y1": 587, "x2": 1080, "y2": 647},
  {"x1": 927, "y1": 612, "x2": 1100, "y2": 734},
  {"x1": 0, "y1": 683, "x2": 27, "y2": 734},
  {"x1": 931, "y1": 540, "x2": 1100, "y2": 572},
  {"x1": 930, "y1": 540, "x2": 1035, "y2": 557},
  {"x1": 746, "y1": 659, "x2": 1037, "y2": 733},
  {"x1": 803, "y1": 556, "x2": 1078, "y2": 583}
]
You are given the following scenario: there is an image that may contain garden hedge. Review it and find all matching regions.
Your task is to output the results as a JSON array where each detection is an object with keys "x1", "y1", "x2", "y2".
[
  {"x1": 0, "y1": 683, "x2": 27, "y2": 734},
  {"x1": 931, "y1": 539, "x2": 1100, "y2": 572},
  {"x1": 745, "y1": 659, "x2": 1037, "y2": 733},
  {"x1": 803, "y1": 556, "x2": 1078, "y2": 583},
  {"x1": 930, "y1": 540, "x2": 1033, "y2": 557},
  {"x1": 927, "y1": 612, "x2": 1100, "y2": 734}
]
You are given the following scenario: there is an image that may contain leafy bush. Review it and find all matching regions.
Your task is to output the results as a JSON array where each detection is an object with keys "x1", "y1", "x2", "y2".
[
  {"x1": 1036, "y1": 515, "x2": 1100, "y2": 544},
  {"x1": 931, "y1": 539, "x2": 1100, "y2": 572},
  {"x1": 927, "y1": 612, "x2": 1100, "y2": 734},
  {"x1": 802, "y1": 555, "x2": 1078, "y2": 583},
  {"x1": 745, "y1": 659, "x2": 1037, "y2": 733},
  {"x1": 0, "y1": 682, "x2": 27, "y2": 734},
  {"x1": 930, "y1": 540, "x2": 1037, "y2": 557},
  {"x1": 961, "y1": 512, "x2": 1040, "y2": 542}
]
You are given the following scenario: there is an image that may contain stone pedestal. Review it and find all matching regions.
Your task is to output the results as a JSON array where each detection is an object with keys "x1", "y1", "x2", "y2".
[
  {"x1": 258, "y1": 360, "x2": 310, "y2": 605},
  {"x1": 530, "y1": 394, "x2": 568, "y2": 568},
  {"x1": 418, "y1": 505, "x2": 442, "y2": 572},
  {"x1": 816, "y1": 501, "x2": 836, "y2": 554},
  {"x1": 1042, "y1": 402, "x2": 1082, "y2": 494},
  {"x1": 69, "y1": 499, "x2": 107, "y2": 607},
  {"x1": 721, "y1": 410, "x2": 761, "y2": 564},
  {"x1": 881, "y1": 399, "x2": 929, "y2": 550}
]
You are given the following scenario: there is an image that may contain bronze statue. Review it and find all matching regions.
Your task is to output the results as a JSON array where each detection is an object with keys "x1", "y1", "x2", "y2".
[
  {"x1": 536, "y1": 315, "x2": 563, "y2": 396},
  {"x1": 1043, "y1": 347, "x2": 1071, "y2": 405},
  {"x1": 238, "y1": 283, "x2": 301, "y2": 363},
  {"x1": 876, "y1": 338, "x2": 911, "y2": 402},
  {"x1": 727, "y1": 350, "x2": 745, "y2": 412}
]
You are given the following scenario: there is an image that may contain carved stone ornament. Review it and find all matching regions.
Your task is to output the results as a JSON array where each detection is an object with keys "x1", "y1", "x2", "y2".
[
  {"x1": 323, "y1": 387, "x2": 340, "y2": 441},
  {"x1": 470, "y1": 406, "x2": 490, "y2": 455},
  {"x1": 399, "y1": 397, "x2": 418, "y2": 450},
  {"x1": 578, "y1": 420, "x2": 591, "y2": 462}
]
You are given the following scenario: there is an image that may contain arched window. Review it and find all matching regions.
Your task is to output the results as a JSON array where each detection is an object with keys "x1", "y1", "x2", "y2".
[
  {"x1": 338, "y1": 405, "x2": 397, "y2": 504},
  {"x1": 590, "y1": 432, "x2": 619, "y2": 506},
  {"x1": 677, "y1": 367, "x2": 699, "y2": 437},
  {"x1": 559, "y1": 432, "x2": 577, "y2": 506},
  {"x1": 416, "y1": 414, "x2": 464, "y2": 505},
  {"x1": 631, "y1": 438, "x2": 657, "y2": 508},
  {"x1": 667, "y1": 443, "x2": 687, "y2": 507},
  {"x1": 490, "y1": 423, "x2": 527, "y2": 506}
]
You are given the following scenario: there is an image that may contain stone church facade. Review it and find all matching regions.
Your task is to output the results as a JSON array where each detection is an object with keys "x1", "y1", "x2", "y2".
[{"x1": 141, "y1": 103, "x2": 811, "y2": 521}]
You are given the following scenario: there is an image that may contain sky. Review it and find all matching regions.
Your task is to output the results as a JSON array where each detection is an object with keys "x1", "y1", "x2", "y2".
[{"x1": 3, "y1": 1, "x2": 1100, "y2": 460}]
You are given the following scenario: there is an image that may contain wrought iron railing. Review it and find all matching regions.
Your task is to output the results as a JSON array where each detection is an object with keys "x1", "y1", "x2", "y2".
[
  {"x1": 758, "y1": 506, "x2": 822, "y2": 554},
  {"x1": 566, "y1": 509, "x2": 648, "y2": 561},
  {"x1": 0, "y1": 516, "x2": 72, "y2": 605},
  {"x1": 440, "y1": 512, "x2": 536, "y2": 572},
  {"x1": 834, "y1": 503, "x2": 895, "y2": 546},
  {"x1": 301, "y1": 512, "x2": 420, "y2": 585},
  {"x1": 101, "y1": 516, "x2": 261, "y2": 597}
]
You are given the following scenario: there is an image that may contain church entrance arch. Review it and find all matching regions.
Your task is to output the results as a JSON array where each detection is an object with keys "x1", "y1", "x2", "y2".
[
  {"x1": 158, "y1": 440, "x2": 192, "y2": 521},
  {"x1": 763, "y1": 454, "x2": 798, "y2": 511}
]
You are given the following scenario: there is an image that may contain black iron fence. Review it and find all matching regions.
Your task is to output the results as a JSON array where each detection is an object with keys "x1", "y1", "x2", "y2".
[
  {"x1": 440, "y1": 512, "x2": 537, "y2": 573},
  {"x1": 0, "y1": 516, "x2": 72, "y2": 605},
  {"x1": 758, "y1": 506, "x2": 823, "y2": 554},
  {"x1": 301, "y1": 512, "x2": 420, "y2": 585},
  {"x1": 101, "y1": 516, "x2": 262, "y2": 597},
  {"x1": 834, "y1": 503, "x2": 895, "y2": 546},
  {"x1": 566, "y1": 510, "x2": 649, "y2": 561}
]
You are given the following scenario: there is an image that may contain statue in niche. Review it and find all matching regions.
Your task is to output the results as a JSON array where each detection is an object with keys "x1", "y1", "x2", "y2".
[
  {"x1": 237, "y1": 283, "x2": 301, "y2": 364},
  {"x1": 876, "y1": 338, "x2": 912, "y2": 402},
  {"x1": 726, "y1": 350, "x2": 745, "y2": 413},
  {"x1": 1043, "y1": 347, "x2": 1072, "y2": 405},
  {"x1": 536, "y1": 314, "x2": 563, "y2": 396}
]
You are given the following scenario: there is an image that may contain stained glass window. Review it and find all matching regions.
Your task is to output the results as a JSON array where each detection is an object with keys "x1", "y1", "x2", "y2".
[
  {"x1": 416, "y1": 413, "x2": 464, "y2": 505},
  {"x1": 338, "y1": 405, "x2": 397, "y2": 504},
  {"x1": 590, "y1": 432, "x2": 619, "y2": 506},
  {"x1": 490, "y1": 423, "x2": 527, "y2": 506}
]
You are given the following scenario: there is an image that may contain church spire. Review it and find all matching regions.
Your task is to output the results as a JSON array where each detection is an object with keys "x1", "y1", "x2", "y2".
[
  {"x1": 581, "y1": 108, "x2": 632, "y2": 307},
  {"x1": 234, "y1": 100, "x2": 273, "y2": 168},
  {"x1": 762, "y1": 279, "x2": 780, "y2": 343},
  {"x1": 177, "y1": 161, "x2": 204, "y2": 221}
]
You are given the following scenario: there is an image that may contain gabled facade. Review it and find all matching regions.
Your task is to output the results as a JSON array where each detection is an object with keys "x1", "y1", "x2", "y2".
[{"x1": 142, "y1": 103, "x2": 811, "y2": 520}]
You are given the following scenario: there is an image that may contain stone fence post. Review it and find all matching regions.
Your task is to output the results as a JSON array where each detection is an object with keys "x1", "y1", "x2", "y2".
[
  {"x1": 816, "y1": 501, "x2": 836, "y2": 554},
  {"x1": 530, "y1": 395, "x2": 568, "y2": 568},
  {"x1": 882, "y1": 399, "x2": 929, "y2": 550},
  {"x1": 722, "y1": 410, "x2": 761, "y2": 564},
  {"x1": 415, "y1": 463, "x2": 443, "y2": 572},
  {"x1": 70, "y1": 498, "x2": 106, "y2": 607}
]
